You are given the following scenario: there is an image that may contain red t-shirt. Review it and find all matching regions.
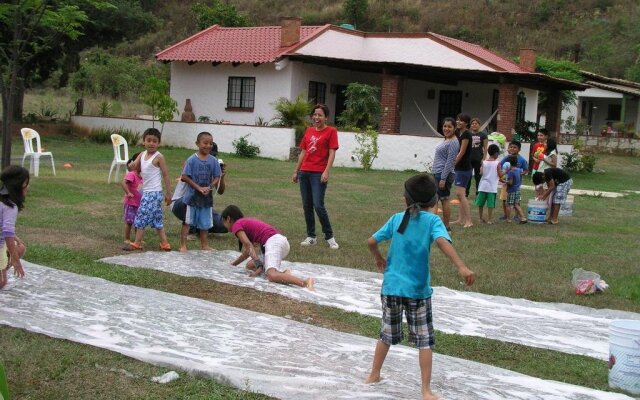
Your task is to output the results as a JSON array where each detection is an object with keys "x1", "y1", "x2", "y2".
[
  {"x1": 531, "y1": 142, "x2": 546, "y2": 170},
  {"x1": 299, "y1": 126, "x2": 339, "y2": 172}
]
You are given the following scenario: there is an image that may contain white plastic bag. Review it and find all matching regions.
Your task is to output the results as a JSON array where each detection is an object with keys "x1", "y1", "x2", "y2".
[{"x1": 571, "y1": 268, "x2": 601, "y2": 295}]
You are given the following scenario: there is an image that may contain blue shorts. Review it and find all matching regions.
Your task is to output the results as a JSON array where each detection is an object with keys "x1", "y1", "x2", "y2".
[
  {"x1": 379, "y1": 295, "x2": 434, "y2": 349},
  {"x1": 454, "y1": 169, "x2": 472, "y2": 188},
  {"x1": 186, "y1": 205, "x2": 213, "y2": 230},
  {"x1": 134, "y1": 191, "x2": 164, "y2": 230}
]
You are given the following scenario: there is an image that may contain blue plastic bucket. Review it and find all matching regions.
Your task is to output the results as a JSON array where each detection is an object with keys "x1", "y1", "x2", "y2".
[
  {"x1": 527, "y1": 200, "x2": 548, "y2": 223},
  {"x1": 609, "y1": 319, "x2": 640, "y2": 394}
]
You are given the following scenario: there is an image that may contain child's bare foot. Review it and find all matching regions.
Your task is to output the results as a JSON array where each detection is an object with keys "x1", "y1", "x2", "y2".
[
  {"x1": 422, "y1": 390, "x2": 441, "y2": 400},
  {"x1": 179, "y1": 246, "x2": 188, "y2": 253},
  {"x1": 364, "y1": 373, "x2": 382, "y2": 384},
  {"x1": 200, "y1": 246, "x2": 215, "y2": 251},
  {"x1": 479, "y1": 218, "x2": 487, "y2": 224},
  {"x1": 506, "y1": 219, "x2": 512, "y2": 223},
  {"x1": 463, "y1": 223, "x2": 473, "y2": 228},
  {"x1": 304, "y1": 278, "x2": 315, "y2": 291},
  {"x1": 486, "y1": 220, "x2": 494, "y2": 225},
  {"x1": 283, "y1": 269, "x2": 292, "y2": 275}
]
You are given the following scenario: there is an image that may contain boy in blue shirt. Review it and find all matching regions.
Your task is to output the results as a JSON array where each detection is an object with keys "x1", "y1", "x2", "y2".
[
  {"x1": 504, "y1": 155, "x2": 527, "y2": 224},
  {"x1": 179, "y1": 131, "x2": 221, "y2": 251},
  {"x1": 499, "y1": 141, "x2": 528, "y2": 220},
  {"x1": 365, "y1": 174, "x2": 475, "y2": 399}
]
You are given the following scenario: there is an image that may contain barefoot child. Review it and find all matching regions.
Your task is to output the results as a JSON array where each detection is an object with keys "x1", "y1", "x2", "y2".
[
  {"x1": 365, "y1": 174, "x2": 475, "y2": 399},
  {"x1": 475, "y1": 144, "x2": 500, "y2": 224},
  {"x1": 179, "y1": 131, "x2": 221, "y2": 251},
  {"x1": 0, "y1": 166, "x2": 30, "y2": 289},
  {"x1": 126, "y1": 128, "x2": 172, "y2": 251},
  {"x1": 121, "y1": 152, "x2": 142, "y2": 247},
  {"x1": 503, "y1": 155, "x2": 528, "y2": 224},
  {"x1": 222, "y1": 205, "x2": 314, "y2": 290},
  {"x1": 498, "y1": 141, "x2": 528, "y2": 220}
]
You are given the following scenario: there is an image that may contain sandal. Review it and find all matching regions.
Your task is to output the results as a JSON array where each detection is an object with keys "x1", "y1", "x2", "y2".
[
  {"x1": 124, "y1": 242, "x2": 143, "y2": 251},
  {"x1": 159, "y1": 242, "x2": 172, "y2": 252}
]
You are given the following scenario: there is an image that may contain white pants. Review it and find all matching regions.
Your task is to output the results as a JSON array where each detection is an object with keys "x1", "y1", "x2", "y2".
[{"x1": 263, "y1": 234, "x2": 290, "y2": 273}]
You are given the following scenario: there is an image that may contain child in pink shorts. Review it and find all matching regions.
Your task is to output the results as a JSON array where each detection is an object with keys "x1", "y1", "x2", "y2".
[{"x1": 121, "y1": 153, "x2": 142, "y2": 246}]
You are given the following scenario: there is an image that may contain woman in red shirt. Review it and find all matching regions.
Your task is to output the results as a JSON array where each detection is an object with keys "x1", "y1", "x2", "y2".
[{"x1": 291, "y1": 104, "x2": 340, "y2": 249}]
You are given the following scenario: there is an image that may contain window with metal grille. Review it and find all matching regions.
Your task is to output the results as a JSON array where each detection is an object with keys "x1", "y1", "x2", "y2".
[
  {"x1": 227, "y1": 77, "x2": 255, "y2": 110},
  {"x1": 516, "y1": 91, "x2": 526, "y2": 124},
  {"x1": 308, "y1": 81, "x2": 326, "y2": 105}
]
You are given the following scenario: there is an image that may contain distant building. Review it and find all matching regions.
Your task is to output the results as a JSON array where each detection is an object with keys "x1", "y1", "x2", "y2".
[
  {"x1": 561, "y1": 71, "x2": 640, "y2": 136},
  {"x1": 157, "y1": 18, "x2": 585, "y2": 139}
]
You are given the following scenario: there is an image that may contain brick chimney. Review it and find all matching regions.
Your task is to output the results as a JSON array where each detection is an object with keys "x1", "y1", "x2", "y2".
[
  {"x1": 281, "y1": 17, "x2": 301, "y2": 47},
  {"x1": 519, "y1": 48, "x2": 536, "y2": 72}
]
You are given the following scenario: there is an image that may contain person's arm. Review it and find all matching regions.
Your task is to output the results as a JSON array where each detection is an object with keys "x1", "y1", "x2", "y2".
[
  {"x1": 129, "y1": 153, "x2": 143, "y2": 172},
  {"x1": 541, "y1": 178, "x2": 556, "y2": 200},
  {"x1": 321, "y1": 149, "x2": 336, "y2": 183},
  {"x1": 155, "y1": 155, "x2": 173, "y2": 204},
  {"x1": 231, "y1": 230, "x2": 258, "y2": 266},
  {"x1": 367, "y1": 237, "x2": 386, "y2": 273},
  {"x1": 291, "y1": 149, "x2": 306, "y2": 183},
  {"x1": 455, "y1": 137, "x2": 469, "y2": 165},
  {"x1": 6, "y1": 236, "x2": 25, "y2": 278},
  {"x1": 121, "y1": 175, "x2": 133, "y2": 198},
  {"x1": 440, "y1": 142, "x2": 458, "y2": 187},
  {"x1": 482, "y1": 136, "x2": 489, "y2": 160},
  {"x1": 216, "y1": 164, "x2": 227, "y2": 194},
  {"x1": 436, "y1": 237, "x2": 475, "y2": 286}
]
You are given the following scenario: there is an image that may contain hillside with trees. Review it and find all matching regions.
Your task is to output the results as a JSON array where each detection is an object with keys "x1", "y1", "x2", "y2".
[{"x1": 136, "y1": 0, "x2": 640, "y2": 81}]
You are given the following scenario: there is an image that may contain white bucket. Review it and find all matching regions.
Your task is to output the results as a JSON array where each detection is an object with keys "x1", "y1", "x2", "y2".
[
  {"x1": 527, "y1": 200, "x2": 548, "y2": 223},
  {"x1": 559, "y1": 195, "x2": 574, "y2": 217},
  {"x1": 609, "y1": 319, "x2": 640, "y2": 394}
]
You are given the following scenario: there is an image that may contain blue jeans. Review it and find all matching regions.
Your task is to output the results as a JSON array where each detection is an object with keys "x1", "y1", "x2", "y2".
[{"x1": 298, "y1": 171, "x2": 333, "y2": 240}]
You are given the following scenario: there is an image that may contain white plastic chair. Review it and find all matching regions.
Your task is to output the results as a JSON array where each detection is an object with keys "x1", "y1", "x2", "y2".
[
  {"x1": 20, "y1": 128, "x2": 56, "y2": 177},
  {"x1": 108, "y1": 134, "x2": 129, "y2": 183}
]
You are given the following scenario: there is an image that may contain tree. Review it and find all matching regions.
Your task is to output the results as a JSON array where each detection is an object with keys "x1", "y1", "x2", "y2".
[
  {"x1": 343, "y1": 0, "x2": 368, "y2": 29},
  {"x1": 336, "y1": 83, "x2": 381, "y2": 130},
  {"x1": 0, "y1": 0, "x2": 113, "y2": 168},
  {"x1": 140, "y1": 76, "x2": 178, "y2": 133},
  {"x1": 192, "y1": 0, "x2": 250, "y2": 30}
]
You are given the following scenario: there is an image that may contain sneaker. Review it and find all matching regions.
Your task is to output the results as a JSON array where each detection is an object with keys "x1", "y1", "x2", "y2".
[
  {"x1": 300, "y1": 237, "x2": 317, "y2": 246},
  {"x1": 326, "y1": 237, "x2": 339, "y2": 249}
]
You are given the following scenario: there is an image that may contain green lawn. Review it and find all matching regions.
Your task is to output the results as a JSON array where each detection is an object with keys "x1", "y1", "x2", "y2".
[{"x1": 2, "y1": 133, "x2": 639, "y2": 398}]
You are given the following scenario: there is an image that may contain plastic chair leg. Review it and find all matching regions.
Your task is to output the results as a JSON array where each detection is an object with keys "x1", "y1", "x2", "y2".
[
  {"x1": 50, "y1": 155, "x2": 56, "y2": 176},
  {"x1": 108, "y1": 161, "x2": 116, "y2": 183}
]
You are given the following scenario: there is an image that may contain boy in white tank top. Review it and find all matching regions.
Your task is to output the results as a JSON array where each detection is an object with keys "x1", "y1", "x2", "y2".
[{"x1": 125, "y1": 128, "x2": 173, "y2": 251}]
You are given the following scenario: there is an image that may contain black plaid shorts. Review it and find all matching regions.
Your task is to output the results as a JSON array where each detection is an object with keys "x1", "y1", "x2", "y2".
[{"x1": 379, "y1": 295, "x2": 434, "y2": 349}]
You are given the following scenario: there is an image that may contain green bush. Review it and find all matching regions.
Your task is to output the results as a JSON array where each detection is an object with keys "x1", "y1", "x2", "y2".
[
  {"x1": 352, "y1": 126, "x2": 379, "y2": 171},
  {"x1": 232, "y1": 134, "x2": 260, "y2": 158},
  {"x1": 88, "y1": 127, "x2": 141, "y2": 146},
  {"x1": 561, "y1": 140, "x2": 597, "y2": 173}
]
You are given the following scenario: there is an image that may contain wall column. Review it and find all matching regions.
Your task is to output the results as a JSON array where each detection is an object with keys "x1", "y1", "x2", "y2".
[
  {"x1": 379, "y1": 73, "x2": 403, "y2": 134},
  {"x1": 545, "y1": 90, "x2": 563, "y2": 139},
  {"x1": 497, "y1": 83, "x2": 518, "y2": 141}
]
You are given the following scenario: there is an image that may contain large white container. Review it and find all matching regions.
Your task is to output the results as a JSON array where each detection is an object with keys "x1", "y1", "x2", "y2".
[
  {"x1": 559, "y1": 194, "x2": 574, "y2": 217},
  {"x1": 609, "y1": 319, "x2": 640, "y2": 394},
  {"x1": 527, "y1": 200, "x2": 548, "y2": 223}
]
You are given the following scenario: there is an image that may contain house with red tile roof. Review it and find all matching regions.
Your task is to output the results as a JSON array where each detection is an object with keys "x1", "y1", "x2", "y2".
[{"x1": 156, "y1": 18, "x2": 585, "y2": 138}]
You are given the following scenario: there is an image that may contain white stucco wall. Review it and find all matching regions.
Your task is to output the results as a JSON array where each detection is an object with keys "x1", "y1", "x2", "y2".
[
  {"x1": 170, "y1": 62, "x2": 294, "y2": 126},
  {"x1": 71, "y1": 116, "x2": 295, "y2": 160},
  {"x1": 71, "y1": 116, "x2": 570, "y2": 171}
]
